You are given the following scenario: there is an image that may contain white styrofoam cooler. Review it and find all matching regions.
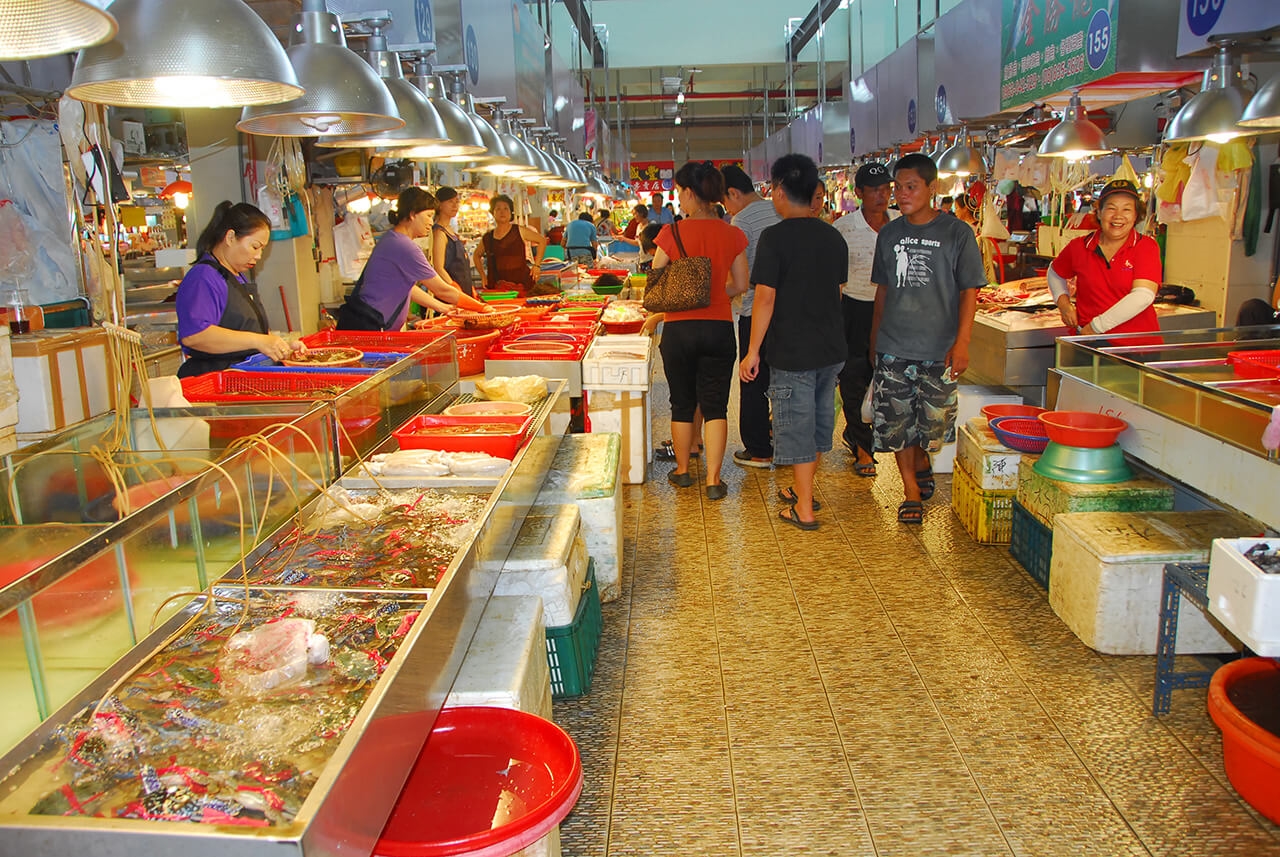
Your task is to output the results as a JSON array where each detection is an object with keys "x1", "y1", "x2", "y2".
[
  {"x1": 956, "y1": 417, "x2": 1024, "y2": 491},
  {"x1": 12, "y1": 328, "x2": 113, "y2": 434},
  {"x1": 496, "y1": 504, "x2": 589, "y2": 627},
  {"x1": 582, "y1": 334, "x2": 652, "y2": 390},
  {"x1": 1049, "y1": 510, "x2": 1254, "y2": 655},
  {"x1": 931, "y1": 385, "x2": 1023, "y2": 474},
  {"x1": 585, "y1": 389, "x2": 650, "y2": 484},
  {"x1": 1208, "y1": 538, "x2": 1280, "y2": 657},
  {"x1": 536, "y1": 432, "x2": 623, "y2": 602}
]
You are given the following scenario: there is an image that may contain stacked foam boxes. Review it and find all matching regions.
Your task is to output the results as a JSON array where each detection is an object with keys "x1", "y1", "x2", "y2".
[
  {"x1": 581, "y1": 334, "x2": 652, "y2": 484},
  {"x1": 1012, "y1": 459, "x2": 1175, "y2": 589},
  {"x1": 535, "y1": 432, "x2": 624, "y2": 603},
  {"x1": 445, "y1": 595, "x2": 561, "y2": 857},
  {"x1": 0, "y1": 327, "x2": 17, "y2": 454},
  {"x1": 951, "y1": 417, "x2": 1029, "y2": 544},
  {"x1": 931, "y1": 385, "x2": 1023, "y2": 474},
  {"x1": 1049, "y1": 510, "x2": 1256, "y2": 655},
  {"x1": 12, "y1": 327, "x2": 113, "y2": 443}
]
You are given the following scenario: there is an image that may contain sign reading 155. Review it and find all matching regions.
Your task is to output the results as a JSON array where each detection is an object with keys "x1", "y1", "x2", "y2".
[
  {"x1": 1086, "y1": 8, "x2": 1111, "y2": 72},
  {"x1": 1186, "y1": 0, "x2": 1226, "y2": 38}
]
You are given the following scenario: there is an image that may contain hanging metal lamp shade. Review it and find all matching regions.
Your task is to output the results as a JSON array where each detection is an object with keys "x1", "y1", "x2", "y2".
[
  {"x1": 1239, "y1": 74, "x2": 1280, "y2": 128},
  {"x1": 67, "y1": 0, "x2": 301, "y2": 107},
  {"x1": 388, "y1": 67, "x2": 486, "y2": 159},
  {"x1": 1037, "y1": 90, "x2": 1109, "y2": 158},
  {"x1": 479, "y1": 110, "x2": 539, "y2": 177},
  {"x1": 1, "y1": 0, "x2": 116, "y2": 61},
  {"x1": 937, "y1": 127, "x2": 985, "y2": 177},
  {"x1": 1166, "y1": 47, "x2": 1253, "y2": 144},
  {"x1": 431, "y1": 89, "x2": 508, "y2": 166},
  {"x1": 237, "y1": 1, "x2": 401, "y2": 137},
  {"x1": 315, "y1": 32, "x2": 446, "y2": 148}
]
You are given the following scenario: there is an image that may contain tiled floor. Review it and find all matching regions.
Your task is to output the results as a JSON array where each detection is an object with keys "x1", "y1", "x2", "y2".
[{"x1": 552, "y1": 373, "x2": 1280, "y2": 856}]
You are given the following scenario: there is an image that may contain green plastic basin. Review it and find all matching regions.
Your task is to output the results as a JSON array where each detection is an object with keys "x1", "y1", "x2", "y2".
[{"x1": 1032, "y1": 441, "x2": 1132, "y2": 483}]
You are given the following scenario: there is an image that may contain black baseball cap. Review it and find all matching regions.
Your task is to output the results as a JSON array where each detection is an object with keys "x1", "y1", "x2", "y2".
[
  {"x1": 1098, "y1": 179, "x2": 1141, "y2": 205},
  {"x1": 855, "y1": 162, "x2": 892, "y2": 188}
]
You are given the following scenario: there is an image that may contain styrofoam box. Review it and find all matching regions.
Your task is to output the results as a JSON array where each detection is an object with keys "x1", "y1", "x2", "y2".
[
  {"x1": 12, "y1": 328, "x2": 112, "y2": 433},
  {"x1": 0, "y1": 326, "x2": 16, "y2": 429},
  {"x1": 1049, "y1": 510, "x2": 1254, "y2": 655},
  {"x1": 582, "y1": 334, "x2": 652, "y2": 390},
  {"x1": 536, "y1": 432, "x2": 623, "y2": 603},
  {"x1": 1016, "y1": 458, "x2": 1173, "y2": 529},
  {"x1": 956, "y1": 417, "x2": 1025, "y2": 491},
  {"x1": 585, "y1": 388, "x2": 650, "y2": 485},
  {"x1": 446, "y1": 595, "x2": 553, "y2": 720},
  {"x1": 496, "y1": 504, "x2": 589, "y2": 627},
  {"x1": 931, "y1": 385, "x2": 1023, "y2": 474},
  {"x1": 1208, "y1": 538, "x2": 1280, "y2": 657}
]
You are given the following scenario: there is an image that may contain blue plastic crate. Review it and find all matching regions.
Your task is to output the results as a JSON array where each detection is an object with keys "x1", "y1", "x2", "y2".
[
  {"x1": 231, "y1": 351, "x2": 409, "y2": 374},
  {"x1": 1010, "y1": 500, "x2": 1052, "y2": 589}
]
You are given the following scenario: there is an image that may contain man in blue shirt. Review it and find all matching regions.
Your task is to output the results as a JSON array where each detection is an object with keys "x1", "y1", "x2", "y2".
[
  {"x1": 563, "y1": 212, "x2": 597, "y2": 263},
  {"x1": 650, "y1": 192, "x2": 674, "y2": 225}
]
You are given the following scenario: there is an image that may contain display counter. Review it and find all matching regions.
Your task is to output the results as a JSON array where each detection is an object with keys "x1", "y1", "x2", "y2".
[
  {"x1": 1050, "y1": 326, "x2": 1280, "y2": 530},
  {"x1": 0, "y1": 369, "x2": 568, "y2": 855}
]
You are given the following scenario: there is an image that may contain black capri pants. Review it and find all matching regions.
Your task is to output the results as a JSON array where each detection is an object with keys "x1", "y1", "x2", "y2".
[{"x1": 658, "y1": 319, "x2": 736, "y2": 423}]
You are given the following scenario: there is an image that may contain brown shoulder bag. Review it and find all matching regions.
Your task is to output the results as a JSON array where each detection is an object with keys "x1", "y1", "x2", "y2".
[{"x1": 643, "y1": 220, "x2": 713, "y2": 313}]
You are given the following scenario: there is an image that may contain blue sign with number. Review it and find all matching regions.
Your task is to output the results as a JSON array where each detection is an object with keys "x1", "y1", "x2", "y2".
[
  {"x1": 935, "y1": 85, "x2": 948, "y2": 124},
  {"x1": 415, "y1": 0, "x2": 434, "y2": 43},
  {"x1": 1186, "y1": 0, "x2": 1225, "y2": 36},
  {"x1": 465, "y1": 24, "x2": 480, "y2": 84},
  {"x1": 1086, "y1": 8, "x2": 1112, "y2": 72},
  {"x1": 907, "y1": 99, "x2": 917, "y2": 134}
]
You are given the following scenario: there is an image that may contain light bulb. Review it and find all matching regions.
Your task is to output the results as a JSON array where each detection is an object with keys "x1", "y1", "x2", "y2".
[
  {"x1": 172, "y1": 191, "x2": 189, "y2": 210},
  {"x1": 676, "y1": 92, "x2": 685, "y2": 104}
]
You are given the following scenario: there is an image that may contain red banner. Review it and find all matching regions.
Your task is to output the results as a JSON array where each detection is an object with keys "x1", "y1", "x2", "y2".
[{"x1": 628, "y1": 159, "x2": 747, "y2": 193}]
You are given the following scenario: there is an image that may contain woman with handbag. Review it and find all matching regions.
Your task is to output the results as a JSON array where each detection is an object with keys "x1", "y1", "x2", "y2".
[
  {"x1": 472, "y1": 194, "x2": 547, "y2": 293},
  {"x1": 648, "y1": 160, "x2": 750, "y2": 501},
  {"x1": 338, "y1": 187, "x2": 487, "y2": 331}
]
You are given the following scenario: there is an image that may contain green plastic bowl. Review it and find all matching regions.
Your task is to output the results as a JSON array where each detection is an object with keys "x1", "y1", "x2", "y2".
[
  {"x1": 1032, "y1": 441, "x2": 1132, "y2": 483},
  {"x1": 592, "y1": 282, "x2": 624, "y2": 295},
  {"x1": 480, "y1": 290, "x2": 519, "y2": 301}
]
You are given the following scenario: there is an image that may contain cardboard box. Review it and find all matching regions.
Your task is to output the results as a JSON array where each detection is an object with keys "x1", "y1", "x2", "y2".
[
  {"x1": 586, "y1": 388, "x2": 650, "y2": 484},
  {"x1": 12, "y1": 328, "x2": 113, "y2": 433}
]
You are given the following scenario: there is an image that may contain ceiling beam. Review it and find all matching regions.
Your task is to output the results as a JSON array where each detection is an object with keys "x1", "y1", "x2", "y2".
[
  {"x1": 555, "y1": 0, "x2": 606, "y2": 68},
  {"x1": 786, "y1": 0, "x2": 842, "y2": 63}
]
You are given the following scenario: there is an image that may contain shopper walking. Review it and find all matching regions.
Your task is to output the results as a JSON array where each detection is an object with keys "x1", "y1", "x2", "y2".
[
  {"x1": 833, "y1": 162, "x2": 898, "y2": 477},
  {"x1": 739, "y1": 154, "x2": 848, "y2": 530},
  {"x1": 721, "y1": 164, "x2": 780, "y2": 468},
  {"x1": 472, "y1": 194, "x2": 547, "y2": 292},
  {"x1": 651, "y1": 192, "x2": 674, "y2": 226},
  {"x1": 651, "y1": 161, "x2": 749, "y2": 500},
  {"x1": 868, "y1": 153, "x2": 985, "y2": 525}
]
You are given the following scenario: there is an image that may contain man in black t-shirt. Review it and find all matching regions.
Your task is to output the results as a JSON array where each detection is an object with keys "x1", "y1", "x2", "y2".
[{"x1": 740, "y1": 154, "x2": 848, "y2": 530}]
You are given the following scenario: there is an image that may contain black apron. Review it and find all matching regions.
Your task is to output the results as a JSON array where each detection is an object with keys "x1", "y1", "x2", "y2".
[{"x1": 177, "y1": 257, "x2": 271, "y2": 378}]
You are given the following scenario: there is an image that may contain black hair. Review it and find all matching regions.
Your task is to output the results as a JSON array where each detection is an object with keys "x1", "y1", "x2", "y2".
[
  {"x1": 640, "y1": 221, "x2": 662, "y2": 254},
  {"x1": 434, "y1": 186, "x2": 459, "y2": 204},
  {"x1": 940, "y1": 196, "x2": 954, "y2": 205},
  {"x1": 769, "y1": 153, "x2": 819, "y2": 207},
  {"x1": 548, "y1": 209, "x2": 558, "y2": 218},
  {"x1": 720, "y1": 164, "x2": 754, "y2": 195},
  {"x1": 489, "y1": 193, "x2": 515, "y2": 214},
  {"x1": 578, "y1": 211, "x2": 593, "y2": 222},
  {"x1": 387, "y1": 186, "x2": 436, "y2": 226},
  {"x1": 633, "y1": 204, "x2": 648, "y2": 218},
  {"x1": 674, "y1": 160, "x2": 725, "y2": 204},
  {"x1": 892, "y1": 153, "x2": 938, "y2": 185},
  {"x1": 195, "y1": 201, "x2": 271, "y2": 258}
]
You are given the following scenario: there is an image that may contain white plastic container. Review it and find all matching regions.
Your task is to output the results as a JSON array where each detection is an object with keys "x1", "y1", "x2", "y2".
[
  {"x1": 536, "y1": 433, "x2": 624, "y2": 602},
  {"x1": 445, "y1": 595, "x2": 553, "y2": 720},
  {"x1": 930, "y1": 385, "x2": 1023, "y2": 474},
  {"x1": 495, "y1": 504, "x2": 589, "y2": 627},
  {"x1": 581, "y1": 334, "x2": 651, "y2": 391},
  {"x1": 1208, "y1": 538, "x2": 1280, "y2": 657}
]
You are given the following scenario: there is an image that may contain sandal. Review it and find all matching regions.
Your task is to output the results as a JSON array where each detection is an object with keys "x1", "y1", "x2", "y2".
[
  {"x1": 915, "y1": 466, "x2": 935, "y2": 501},
  {"x1": 667, "y1": 470, "x2": 694, "y2": 488},
  {"x1": 706, "y1": 482, "x2": 728, "y2": 501},
  {"x1": 854, "y1": 460, "x2": 877, "y2": 477},
  {"x1": 657, "y1": 440, "x2": 702, "y2": 461},
  {"x1": 778, "y1": 506, "x2": 819, "y2": 531},
  {"x1": 897, "y1": 500, "x2": 924, "y2": 525},
  {"x1": 777, "y1": 487, "x2": 821, "y2": 511}
]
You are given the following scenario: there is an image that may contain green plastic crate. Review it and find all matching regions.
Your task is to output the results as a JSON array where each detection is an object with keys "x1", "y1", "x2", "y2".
[
  {"x1": 546, "y1": 560, "x2": 602, "y2": 698},
  {"x1": 1010, "y1": 500, "x2": 1052, "y2": 589}
]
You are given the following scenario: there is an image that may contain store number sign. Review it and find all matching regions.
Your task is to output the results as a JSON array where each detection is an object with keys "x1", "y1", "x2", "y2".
[{"x1": 999, "y1": 0, "x2": 1116, "y2": 110}]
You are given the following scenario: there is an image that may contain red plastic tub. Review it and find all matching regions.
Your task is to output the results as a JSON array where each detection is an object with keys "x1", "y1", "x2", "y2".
[
  {"x1": 1037, "y1": 411, "x2": 1127, "y2": 448},
  {"x1": 1228, "y1": 350, "x2": 1280, "y2": 380},
  {"x1": 393, "y1": 414, "x2": 533, "y2": 459},
  {"x1": 981, "y1": 403, "x2": 1047, "y2": 426},
  {"x1": 450, "y1": 330, "x2": 501, "y2": 377},
  {"x1": 1208, "y1": 657, "x2": 1280, "y2": 825},
  {"x1": 375, "y1": 706, "x2": 583, "y2": 857}
]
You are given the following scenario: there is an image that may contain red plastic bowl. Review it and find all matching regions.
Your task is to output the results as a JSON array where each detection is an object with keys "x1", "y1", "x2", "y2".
[
  {"x1": 1037, "y1": 411, "x2": 1127, "y2": 448},
  {"x1": 375, "y1": 706, "x2": 583, "y2": 857},
  {"x1": 981, "y1": 403, "x2": 1047, "y2": 426},
  {"x1": 1208, "y1": 657, "x2": 1280, "y2": 825}
]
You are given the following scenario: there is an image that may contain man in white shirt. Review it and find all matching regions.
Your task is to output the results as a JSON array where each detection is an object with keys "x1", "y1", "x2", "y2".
[
  {"x1": 833, "y1": 162, "x2": 898, "y2": 477},
  {"x1": 723, "y1": 165, "x2": 781, "y2": 467}
]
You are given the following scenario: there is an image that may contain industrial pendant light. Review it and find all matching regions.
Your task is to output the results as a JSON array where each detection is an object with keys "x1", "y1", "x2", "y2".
[
  {"x1": 315, "y1": 20, "x2": 446, "y2": 149},
  {"x1": 67, "y1": 0, "x2": 302, "y2": 107},
  {"x1": 387, "y1": 60, "x2": 486, "y2": 160},
  {"x1": 478, "y1": 107, "x2": 541, "y2": 177},
  {"x1": 937, "y1": 126, "x2": 985, "y2": 178},
  {"x1": 1240, "y1": 74, "x2": 1280, "y2": 128},
  {"x1": 237, "y1": 0, "x2": 401, "y2": 137},
  {"x1": 427, "y1": 72, "x2": 510, "y2": 167},
  {"x1": 1037, "y1": 90, "x2": 1109, "y2": 159},
  {"x1": 1, "y1": 0, "x2": 116, "y2": 61},
  {"x1": 1165, "y1": 45, "x2": 1253, "y2": 144}
]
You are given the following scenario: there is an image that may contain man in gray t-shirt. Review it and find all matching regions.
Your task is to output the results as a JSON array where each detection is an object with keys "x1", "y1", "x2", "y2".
[
  {"x1": 869, "y1": 154, "x2": 985, "y2": 525},
  {"x1": 723, "y1": 165, "x2": 781, "y2": 467}
]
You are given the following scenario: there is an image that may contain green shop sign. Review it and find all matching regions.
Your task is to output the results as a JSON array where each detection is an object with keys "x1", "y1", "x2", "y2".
[{"x1": 1001, "y1": 0, "x2": 1116, "y2": 110}]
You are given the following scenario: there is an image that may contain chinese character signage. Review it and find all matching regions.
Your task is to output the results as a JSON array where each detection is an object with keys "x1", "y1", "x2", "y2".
[
  {"x1": 629, "y1": 161, "x2": 675, "y2": 194},
  {"x1": 1000, "y1": 0, "x2": 1116, "y2": 110}
]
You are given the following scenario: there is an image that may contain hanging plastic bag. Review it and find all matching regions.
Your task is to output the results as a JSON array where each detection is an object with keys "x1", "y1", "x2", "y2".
[
  {"x1": 0, "y1": 200, "x2": 35, "y2": 281},
  {"x1": 285, "y1": 191, "x2": 309, "y2": 237},
  {"x1": 258, "y1": 185, "x2": 289, "y2": 239},
  {"x1": 993, "y1": 149, "x2": 1022, "y2": 182},
  {"x1": 1182, "y1": 146, "x2": 1225, "y2": 222},
  {"x1": 860, "y1": 384, "x2": 874, "y2": 424}
]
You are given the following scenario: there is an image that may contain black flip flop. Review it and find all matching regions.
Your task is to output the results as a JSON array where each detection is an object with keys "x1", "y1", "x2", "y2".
[
  {"x1": 898, "y1": 500, "x2": 924, "y2": 524},
  {"x1": 778, "y1": 506, "x2": 819, "y2": 530},
  {"x1": 777, "y1": 487, "x2": 821, "y2": 511}
]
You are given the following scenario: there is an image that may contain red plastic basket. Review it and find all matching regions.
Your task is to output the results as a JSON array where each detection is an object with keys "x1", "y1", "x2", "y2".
[
  {"x1": 1228, "y1": 350, "x2": 1280, "y2": 380},
  {"x1": 181, "y1": 371, "x2": 380, "y2": 444},
  {"x1": 601, "y1": 320, "x2": 645, "y2": 335},
  {"x1": 1037, "y1": 411, "x2": 1127, "y2": 448},
  {"x1": 301, "y1": 329, "x2": 449, "y2": 349},
  {"x1": 988, "y1": 415, "x2": 1050, "y2": 453},
  {"x1": 393, "y1": 414, "x2": 533, "y2": 458},
  {"x1": 452, "y1": 329, "x2": 501, "y2": 376}
]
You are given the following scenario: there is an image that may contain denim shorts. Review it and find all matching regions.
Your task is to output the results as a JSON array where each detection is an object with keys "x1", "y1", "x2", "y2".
[
  {"x1": 768, "y1": 363, "x2": 844, "y2": 465},
  {"x1": 871, "y1": 353, "x2": 958, "y2": 453}
]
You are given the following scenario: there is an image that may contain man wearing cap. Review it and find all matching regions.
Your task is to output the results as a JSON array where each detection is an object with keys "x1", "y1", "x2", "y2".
[
  {"x1": 833, "y1": 162, "x2": 898, "y2": 477},
  {"x1": 1048, "y1": 179, "x2": 1161, "y2": 341}
]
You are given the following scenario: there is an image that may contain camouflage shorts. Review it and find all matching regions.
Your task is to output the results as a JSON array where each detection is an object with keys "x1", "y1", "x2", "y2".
[{"x1": 871, "y1": 354, "x2": 958, "y2": 453}]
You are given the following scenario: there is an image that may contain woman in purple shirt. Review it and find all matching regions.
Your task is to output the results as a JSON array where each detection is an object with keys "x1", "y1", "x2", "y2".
[
  {"x1": 175, "y1": 201, "x2": 304, "y2": 377},
  {"x1": 338, "y1": 187, "x2": 487, "y2": 330}
]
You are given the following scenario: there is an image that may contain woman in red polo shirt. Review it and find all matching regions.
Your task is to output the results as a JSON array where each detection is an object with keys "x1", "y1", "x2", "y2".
[{"x1": 1048, "y1": 179, "x2": 1160, "y2": 338}]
